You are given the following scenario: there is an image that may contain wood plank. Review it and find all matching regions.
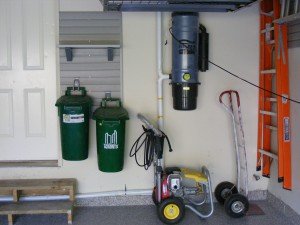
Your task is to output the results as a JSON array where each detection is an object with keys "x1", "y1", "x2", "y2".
[
  {"x1": 0, "y1": 179, "x2": 76, "y2": 191},
  {"x1": 0, "y1": 201, "x2": 73, "y2": 215},
  {"x1": 0, "y1": 189, "x2": 70, "y2": 196},
  {"x1": 67, "y1": 211, "x2": 73, "y2": 224},
  {"x1": 0, "y1": 160, "x2": 58, "y2": 167},
  {"x1": 7, "y1": 214, "x2": 13, "y2": 225},
  {"x1": 12, "y1": 190, "x2": 19, "y2": 202}
]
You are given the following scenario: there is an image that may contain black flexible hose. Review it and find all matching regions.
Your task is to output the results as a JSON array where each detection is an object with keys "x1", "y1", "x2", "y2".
[{"x1": 130, "y1": 126, "x2": 173, "y2": 170}]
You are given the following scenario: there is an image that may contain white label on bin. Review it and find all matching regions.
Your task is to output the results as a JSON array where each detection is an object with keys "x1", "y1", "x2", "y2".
[
  {"x1": 63, "y1": 114, "x2": 84, "y2": 123},
  {"x1": 104, "y1": 130, "x2": 118, "y2": 150}
]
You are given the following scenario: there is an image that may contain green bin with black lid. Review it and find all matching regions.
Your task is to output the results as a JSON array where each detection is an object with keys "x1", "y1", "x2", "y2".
[
  {"x1": 55, "y1": 79, "x2": 92, "y2": 161},
  {"x1": 93, "y1": 97, "x2": 129, "y2": 172}
]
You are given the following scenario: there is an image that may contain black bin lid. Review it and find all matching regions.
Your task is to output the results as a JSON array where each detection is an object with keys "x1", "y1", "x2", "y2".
[
  {"x1": 93, "y1": 98, "x2": 129, "y2": 120},
  {"x1": 55, "y1": 87, "x2": 92, "y2": 107}
]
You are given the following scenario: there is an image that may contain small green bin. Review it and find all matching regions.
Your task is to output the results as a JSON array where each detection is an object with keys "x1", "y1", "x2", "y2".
[
  {"x1": 93, "y1": 98, "x2": 129, "y2": 172},
  {"x1": 55, "y1": 87, "x2": 92, "y2": 161}
]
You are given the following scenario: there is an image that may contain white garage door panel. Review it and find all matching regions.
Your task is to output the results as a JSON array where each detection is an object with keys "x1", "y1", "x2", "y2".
[
  {"x1": 22, "y1": 0, "x2": 44, "y2": 70},
  {"x1": 0, "y1": 90, "x2": 13, "y2": 137},
  {"x1": 0, "y1": 0, "x2": 12, "y2": 70},
  {"x1": 0, "y1": 0, "x2": 59, "y2": 162},
  {"x1": 24, "y1": 89, "x2": 46, "y2": 137}
]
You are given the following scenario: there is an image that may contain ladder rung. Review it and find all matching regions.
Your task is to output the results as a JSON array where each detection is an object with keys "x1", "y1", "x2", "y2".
[
  {"x1": 268, "y1": 40, "x2": 275, "y2": 44},
  {"x1": 285, "y1": 0, "x2": 290, "y2": 18},
  {"x1": 261, "y1": 27, "x2": 274, "y2": 34},
  {"x1": 261, "y1": 11, "x2": 274, "y2": 17},
  {"x1": 259, "y1": 149, "x2": 278, "y2": 160},
  {"x1": 274, "y1": 13, "x2": 300, "y2": 24},
  {"x1": 281, "y1": 0, "x2": 286, "y2": 18},
  {"x1": 261, "y1": 69, "x2": 276, "y2": 74},
  {"x1": 260, "y1": 110, "x2": 277, "y2": 116},
  {"x1": 265, "y1": 125, "x2": 278, "y2": 131},
  {"x1": 295, "y1": 0, "x2": 299, "y2": 14},
  {"x1": 238, "y1": 144, "x2": 245, "y2": 148},
  {"x1": 266, "y1": 97, "x2": 277, "y2": 102}
]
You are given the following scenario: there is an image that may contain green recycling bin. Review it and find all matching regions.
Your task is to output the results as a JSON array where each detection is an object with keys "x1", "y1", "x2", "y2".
[
  {"x1": 55, "y1": 83, "x2": 92, "y2": 161},
  {"x1": 93, "y1": 98, "x2": 129, "y2": 172}
]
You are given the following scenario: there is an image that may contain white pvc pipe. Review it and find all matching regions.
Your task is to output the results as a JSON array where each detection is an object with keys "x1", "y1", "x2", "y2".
[
  {"x1": 157, "y1": 12, "x2": 170, "y2": 130},
  {"x1": 0, "y1": 189, "x2": 152, "y2": 202}
]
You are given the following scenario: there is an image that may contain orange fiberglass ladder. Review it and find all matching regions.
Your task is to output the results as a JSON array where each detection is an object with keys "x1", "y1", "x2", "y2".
[{"x1": 257, "y1": 0, "x2": 292, "y2": 190}]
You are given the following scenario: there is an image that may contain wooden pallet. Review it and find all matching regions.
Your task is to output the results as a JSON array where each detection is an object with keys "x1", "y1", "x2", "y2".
[{"x1": 0, "y1": 178, "x2": 76, "y2": 225}]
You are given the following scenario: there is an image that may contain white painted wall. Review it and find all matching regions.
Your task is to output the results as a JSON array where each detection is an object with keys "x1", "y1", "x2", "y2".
[
  {"x1": 268, "y1": 47, "x2": 300, "y2": 214},
  {"x1": 59, "y1": 0, "x2": 103, "y2": 11},
  {"x1": 0, "y1": 1, "x2": 269, "y2": 194}
]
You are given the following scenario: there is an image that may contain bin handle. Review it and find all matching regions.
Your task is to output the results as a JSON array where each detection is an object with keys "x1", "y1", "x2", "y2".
[
  {"x1": 101, "y1": 98, "x2": 122, "y2": 108},
  {"x1": 73, "y1": 78, "x2": 80, "y2": 91},
  {"x1": 137, "y1": 113, "x2": 162, "y2": 137}
]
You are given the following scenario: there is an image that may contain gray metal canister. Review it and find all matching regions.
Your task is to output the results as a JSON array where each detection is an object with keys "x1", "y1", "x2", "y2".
[{"x1": 171, "y1": 12, "x2": 199, "y2": 110}]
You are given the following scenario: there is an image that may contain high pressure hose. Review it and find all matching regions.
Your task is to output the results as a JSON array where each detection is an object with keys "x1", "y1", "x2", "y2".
[{"x1": 130, "y1": 126, "x2": 173, "y2": 170}]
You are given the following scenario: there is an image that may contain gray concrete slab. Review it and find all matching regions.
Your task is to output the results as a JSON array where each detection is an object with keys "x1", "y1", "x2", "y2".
[{"x1": 0, "y1": 201, "x2": 297, "y2": 225}]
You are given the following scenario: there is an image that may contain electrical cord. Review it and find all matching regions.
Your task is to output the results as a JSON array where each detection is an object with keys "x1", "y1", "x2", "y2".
[
  {"x1": 168, "y1": 27, "x2": 300, "y2": 104},
  {"x1": 169, "y1": 27, "x2": 195, "y2": 47},
  {"x1": 209, "y1": 61, "x2": 300, "y2": 104},
  {"x1": 130, "y1": 126, "x2": 173, "y2": 170},
  {"x1": 129, "y1": 126, "x2": 154, "y2": 170}
]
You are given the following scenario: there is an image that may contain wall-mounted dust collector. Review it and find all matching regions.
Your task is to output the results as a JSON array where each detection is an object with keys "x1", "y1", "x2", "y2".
[
  {"x1": 171, "y1": 12, "x2": 208, "y2": 110},
  {"x1": 100, "y1": 0, "x2": 257, "y2": 110}
]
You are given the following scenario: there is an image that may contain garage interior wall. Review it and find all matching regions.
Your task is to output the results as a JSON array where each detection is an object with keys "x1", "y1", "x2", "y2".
[
  {"x1": 59, "y1": 12, "x2": 122, "y2": 109},
  {"x1": 0, "y1": 0, "x2": 270, "y2": 196}
]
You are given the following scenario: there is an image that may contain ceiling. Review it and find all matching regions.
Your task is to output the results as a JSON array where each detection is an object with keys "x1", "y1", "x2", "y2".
[{"x1": 100, "y1": 0, "x2": 258, "y2": 12}]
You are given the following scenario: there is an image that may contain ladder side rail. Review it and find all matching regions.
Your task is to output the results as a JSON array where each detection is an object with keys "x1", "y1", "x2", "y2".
[
  {"x1": 281, "y1": 23, "x2": 292, "y2": 190},
  {"x1": 258, "y1": 0, "x2": 267, "y2": 173},
  {"x1": 258, "y1": 0, "x2": 274, "y2": 178},
  {"x1": 274, "y1": 0, "x2": 285, "y2": 183},
  {"x1": 262, "y1": 5, "x2": 274, "y2": 178},
  {"x1": 294, "y1": 0, "x2": 299, "y2": 14}
]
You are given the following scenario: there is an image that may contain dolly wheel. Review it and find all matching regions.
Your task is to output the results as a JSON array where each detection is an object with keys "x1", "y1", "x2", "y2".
[
  {"x1": 224, "y1": 193, "x2": 249, "y2": 218},
  {"x1": 215, "y1": 181, "x2": 238, "y2": 204},
  {"x1": 152, "y1": 187, "x2": 158, "y2": 205},
  {"x1": 158, "y1": 198, "x2": 185, "y2": 224}
]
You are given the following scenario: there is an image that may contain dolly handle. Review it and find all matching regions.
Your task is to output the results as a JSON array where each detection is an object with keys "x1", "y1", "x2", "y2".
[
  {"x1": 219, "y1": 90, "x2": 240, "y2": 107},
  {"x1": 137, "y1": 114, "x2": 162, "y2": 137}
]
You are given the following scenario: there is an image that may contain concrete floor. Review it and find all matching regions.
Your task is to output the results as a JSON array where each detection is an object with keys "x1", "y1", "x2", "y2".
[{"x1": 0, "y1": 201, "x2": 298, "y2": 225}]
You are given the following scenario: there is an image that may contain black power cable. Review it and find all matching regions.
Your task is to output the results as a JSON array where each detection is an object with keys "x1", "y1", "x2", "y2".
[
  {"x1": 209, "y1": 61, "x2": 300, "y2": 104},
  {"x1": 169, "y1": 27, "x2": 300, "y2": 104},
  {"x1": 130, "y1": 126, "x2": 173, "y2": 170},
  {"x1": 129, "y1": 126, "x2": 155, "y2": 170}
]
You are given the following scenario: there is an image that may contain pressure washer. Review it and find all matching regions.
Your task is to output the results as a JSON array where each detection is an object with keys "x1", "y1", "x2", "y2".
[{"x1": 130, "y1": 114, "x2": 214, "y2": 224}]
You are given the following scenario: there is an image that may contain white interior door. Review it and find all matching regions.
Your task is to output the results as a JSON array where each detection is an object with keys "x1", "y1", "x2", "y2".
[{"x1": 0, "y1": 0, "x2": 59, "y2": 161}]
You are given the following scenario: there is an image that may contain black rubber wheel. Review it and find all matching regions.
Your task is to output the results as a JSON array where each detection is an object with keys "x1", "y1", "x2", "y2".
[
  {"x1": 157, "y1": 198, "x2": 185, "y2": 224},
  {"x1": 215, "y1": 181, "x2": 238, "y2": 204},
  {"x1": 224, "y1": 193, "x2": 249, "y2": 218},
  {"x1": 152, "y1": 187, "x2": 158, "y2": 205}
]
